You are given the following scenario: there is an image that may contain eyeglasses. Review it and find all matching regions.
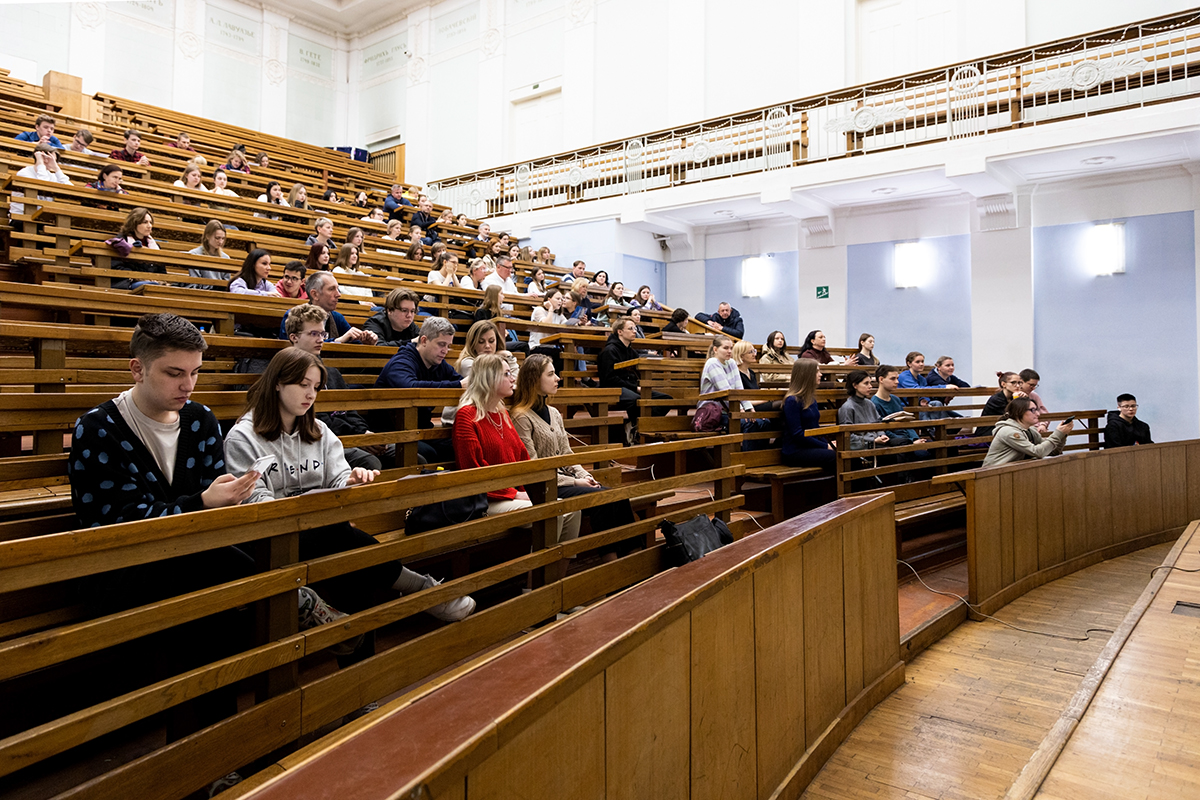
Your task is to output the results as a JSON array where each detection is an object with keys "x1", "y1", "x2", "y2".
[
  {"x1": 300, "y1": 330, "x2": 325, "y2": 339},
  {"x1": 1119, "y1": 403, "x2": 1138, "y2": 409}
]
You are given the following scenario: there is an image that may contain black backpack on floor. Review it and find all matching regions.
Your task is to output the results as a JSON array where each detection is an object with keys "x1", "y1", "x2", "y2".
[{"x1": 662, "y1": 514, "x2": 734, "y2": 566}]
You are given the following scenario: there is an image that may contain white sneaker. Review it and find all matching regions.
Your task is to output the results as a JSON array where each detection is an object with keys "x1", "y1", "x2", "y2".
[{"x1": 421, "y1": 575, "x2": 476, "y2": 622}]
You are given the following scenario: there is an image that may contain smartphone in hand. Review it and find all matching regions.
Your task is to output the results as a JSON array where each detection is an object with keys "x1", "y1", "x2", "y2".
[{"x1": 248, "y1": 454, "x2": 277, "y2": 476}]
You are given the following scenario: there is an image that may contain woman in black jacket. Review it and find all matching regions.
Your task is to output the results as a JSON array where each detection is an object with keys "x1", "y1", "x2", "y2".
[{"x1": 598, "y1": 318, "x2": 670, "y2": 445}]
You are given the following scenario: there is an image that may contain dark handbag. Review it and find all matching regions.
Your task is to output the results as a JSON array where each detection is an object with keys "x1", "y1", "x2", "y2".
[
  {"x1": 405, "y1": 493, "x2": 488, "y2": 535},
  {"x1": 661, "y1": 514, "x2": 734, "y2": 566},
  {"x1": 692, "y1": 402, "x2": 726, "y2": 433}
]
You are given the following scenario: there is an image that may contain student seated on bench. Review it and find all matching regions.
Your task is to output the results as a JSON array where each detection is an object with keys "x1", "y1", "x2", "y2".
[
  {"x1": 599, "y1": 317, "x2": 670, "y2": 445},
  {"x1": 372, "y1": 316, "x2": 465, "y2": 463},
  {"x1": 697, "y1": 302, "x2": 745, "y2": 339},
  {"x1": 225, "y1": 348, "x2": 474, "y2": 622},
  {"x1": 978, "y1": 371, "x2": 1022, "y2": 437},
  {"x1": 511, "y1": 354, "x2": 638, "y2": 575},
  {"x1": 442, "y1": 320, "x2": 519, "y2": 426},
  {"x1": 14, "y1": 113, "x2": 64, "y2": 148},
  {"x1": 276, "y1": 261, "x2": 308, "y2": 300},
  {"x1": 186, "y1": 219, "x2": 231, "y2": 289},
  {"x1": 925, "y1": 355, "x2": 969, "y2": 417},
  {"x1": 453, "y1": 353, "x2": 580, "y2": 547},
  {"x1": 365, "y1": 287, "x2": 421, "y2": 348},
  {"x1": 698, "y1": 335, "x2": 755, "y2": 432},
  {"x1": 279, "y1": 272, "x2": 378, "y2": 344},
  {"x1": 286, "y1": 304, "x2": 387, "y2": 471},
  {"x1": 109, "y1": 207, "x2": 165, "y2": 290},
  {"x1": 68, "y1": 313, "x2": 261, "y2": 738},
  {"x1": 228, "y1": 248, "x2": 276, "y2": 295},
  {"x1": 982, "y1": 396, "x2": 1072, "y2": 468},
  {"x1": 109, "y1": 128, "x2": 151, "y2": 166},
  {"x1": 870, "y1": 364, "x2": 931, "y2": 454},
  {"x1": 1105, "y1": 394, "x2": 1153, "y2": 448},
  {"x1": 10, "y1": 142, "x2": 71, "y2": 217},
  {"x1": 780, "y1": 358, "x2": 835, "y2": 472},
  {"x1": 897, "y1": 351, "x2": 945, "y2": 418}
]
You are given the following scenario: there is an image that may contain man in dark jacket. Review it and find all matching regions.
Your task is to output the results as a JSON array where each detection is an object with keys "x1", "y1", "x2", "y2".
[
  {"x1": 365, "y1": 288, "x2": 421, "y2": 349},
  {"x1": 696, "y1": 302, "x2": 745, "y2": 339},
  {"x1": 597, "y1": 318, "x2": 669, "y2": 445},
  {"x1": 408, "y1": 194, "x2": 439, "y2": 244},
  {"x1": 1105, "y1": 394, "x2": 1153, "y2": 448},
  {"x1": 372, "y1": 317, "x2": 464, "y2": 462}
]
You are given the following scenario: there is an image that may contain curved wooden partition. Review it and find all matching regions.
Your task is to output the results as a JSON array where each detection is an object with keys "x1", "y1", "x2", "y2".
[
  {"x1": 941, "y1": 441, "x2": 1197, "y2": 617},
  {"x1": 243, "y1": 495, "x2": 904, "y2": 800}
]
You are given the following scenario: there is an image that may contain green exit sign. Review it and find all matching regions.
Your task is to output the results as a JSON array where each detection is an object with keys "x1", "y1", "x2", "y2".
[{"x1": 816, "y1": 286, "x2": 829, "y2": 299}]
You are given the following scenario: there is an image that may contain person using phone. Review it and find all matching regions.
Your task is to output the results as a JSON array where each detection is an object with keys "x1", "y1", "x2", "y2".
[
  {"x1": 982, "y1": 396, "x2": 1073, "y2": 468},
  {"x1": 224, "y1": 348, "x2": 475, "y2": 623}
]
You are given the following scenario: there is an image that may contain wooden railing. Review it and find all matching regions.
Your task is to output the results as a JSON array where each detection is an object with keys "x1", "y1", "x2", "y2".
[
  {"x1": 936, "y1": 440, "x2": 1197, "y2": 615},
  {"x1": 238, "y1": 494, "x2": 904, "y2": 800},
  {"x1": 429, "y1": 7, "x2": 1200, "y2": 217}
]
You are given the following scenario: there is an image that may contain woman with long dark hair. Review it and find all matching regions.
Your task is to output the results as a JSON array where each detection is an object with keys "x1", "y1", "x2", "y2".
[
  {"x1": 108, "y1": 207, "x2": 163, "y2": 289},
  {"x1": 760, "y1": 331, "x2": 793, "y2": 366},
  {"x1": 780, "y1": 358, "x2": 835, "y2": 471},
  {"x1": 224, "y1": 348, "x2": 475, "y2": 623},
  {"x1": 229, "y1": 249, "x2": 275, "y2": 295},
  {"x1": 305, "y1": 243, "x2": 330, "y2": 274}
]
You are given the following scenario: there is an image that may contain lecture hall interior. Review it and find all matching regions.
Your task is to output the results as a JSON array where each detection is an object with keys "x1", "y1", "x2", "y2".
[{"x1": 3, "y1": 0, "x2": 1200, "y2": 798}]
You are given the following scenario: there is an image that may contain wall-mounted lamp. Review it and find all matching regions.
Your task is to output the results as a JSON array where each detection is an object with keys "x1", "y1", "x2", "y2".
[
  {"x1": 893, "y1": 241, "x2": 927, "y2": 288},
  {"x1": 742, "y1": 256, "x2": 769, "y2": 297},
  {"x1": 1088, "y1": 222, "x2": 1126, "y2": 276}
]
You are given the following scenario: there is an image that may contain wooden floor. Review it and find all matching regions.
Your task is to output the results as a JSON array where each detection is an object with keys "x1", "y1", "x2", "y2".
[
  {"x1": 1035, "y1": 532, "x2": 1200, "y2": 799},
  {"x1": 801, "y1": 542, "x2": 1173, "y2": 800}
]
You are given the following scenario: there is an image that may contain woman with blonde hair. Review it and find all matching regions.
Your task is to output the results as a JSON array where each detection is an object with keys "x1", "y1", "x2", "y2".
[
  {"x1": 510, "y1": 354, "x2": 638, "y2": 565},
  {"x1": 222, "y1": 148, "x2": 251, "y2": 174},
  {"x1": 287, "y1": 183, "x2": 310, "y2": 210},
  {"x1": 780, "y1": 358, "x2": 834, "y2": 470},
  {"x1": 453, "y1": 353, "x2": 580, "y2": 546},
  {"x1": 173, "y1": 163, "x2": 209, "y2": 193},
  {"x1": 442, "y1": 320, "x2": 519, "y2": 426},
  {"x1": 695, "y1": 335, "x2": 755, "y2": 432},
  {"x1": 332, "y1": 244, "x2": 373, "y2": 302}
]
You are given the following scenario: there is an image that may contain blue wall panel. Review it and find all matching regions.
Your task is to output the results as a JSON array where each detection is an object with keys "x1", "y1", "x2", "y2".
[
  {"x1": 847, "y1": 235, "x2": 974, "y2": 382},
  {"x1": 1032, "y1": 211, "x2": 1197, "y2": 440}
]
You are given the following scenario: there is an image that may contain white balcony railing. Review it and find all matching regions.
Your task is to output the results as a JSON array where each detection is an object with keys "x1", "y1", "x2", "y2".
[{"x1": 427, "y1": 8, "x2": 1200, "y2": 218}]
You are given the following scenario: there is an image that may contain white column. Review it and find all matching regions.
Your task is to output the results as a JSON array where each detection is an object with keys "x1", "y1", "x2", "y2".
[
  {"x1": 171, "y1": 0, "x2": 206, "y2": 115},
  {"x1": 665, "y1": 0, "x2": 704, "y2": 125},
  {"x1": 477, "y1": 0, "x2": 506, "y2": 167},
  {"x1": 333, "y1": 35, "x2": 352, "y2": 145},
  {"x1": 259, "y1": 8, "x2": 290, "y2": 137},
  {"x1": 970, "y1": 194, "x2": 1034, "y2": 385},
  {"x1": 797, "y1": 240, "x2": 848, "y2": 348},
  {"x1": 561, "y1": 0, "x2": 596, "y2": 150},
  {"x1": 404, "y1": 7, "x2": 433, "y2": 186}
]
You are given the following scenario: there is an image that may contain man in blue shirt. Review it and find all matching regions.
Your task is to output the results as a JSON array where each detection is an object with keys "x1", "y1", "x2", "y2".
[
  {"x1": 14, "y1": 114, "x2": 64, "y2": 149},
  {"x1": 871, "y1": 365, "x2": 927, "y2": 446},
  {"x1": 383, "y1": 184, "x2": 412, "y2": 220}
]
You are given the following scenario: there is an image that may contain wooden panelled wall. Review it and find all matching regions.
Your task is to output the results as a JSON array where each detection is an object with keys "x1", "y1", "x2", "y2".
[
  {"x1": 959, "y1": 441, "x2": 1195, "y2": 616},
  {"x1": 243, "y1": 495, "x2": 905, "y2": 800}
]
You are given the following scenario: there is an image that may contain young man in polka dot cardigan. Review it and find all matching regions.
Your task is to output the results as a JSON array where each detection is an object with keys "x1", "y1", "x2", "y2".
[{"x1": 69, "y1": 314, "x2": 259, "y2": 528}]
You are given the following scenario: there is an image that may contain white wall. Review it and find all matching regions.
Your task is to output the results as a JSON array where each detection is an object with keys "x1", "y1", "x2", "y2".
[
  {"x1": 0, "y1": 0, "x2": 343, "y2": 147},
  {"x1": 2, "y1": 0, "x2": 1190, "y2": 181}
]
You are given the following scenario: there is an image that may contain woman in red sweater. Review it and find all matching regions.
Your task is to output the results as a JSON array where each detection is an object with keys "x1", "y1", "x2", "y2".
[
  {"x1": 452, "y1": 353, "x2": 534, "y2": 514},
  {"x1": 453, "y1": 355, "x2": 581, "y2": 543}
]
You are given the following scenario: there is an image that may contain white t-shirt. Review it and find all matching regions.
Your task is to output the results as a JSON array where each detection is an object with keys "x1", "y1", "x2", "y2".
[{"x1": 114, "y1": 389, "x2": 180, "y2": 486}]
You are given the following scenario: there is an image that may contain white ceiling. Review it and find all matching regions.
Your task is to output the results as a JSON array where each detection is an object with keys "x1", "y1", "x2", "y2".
[{"x1": 269, "y1": 0, "x2": 422, "y2": 37}]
